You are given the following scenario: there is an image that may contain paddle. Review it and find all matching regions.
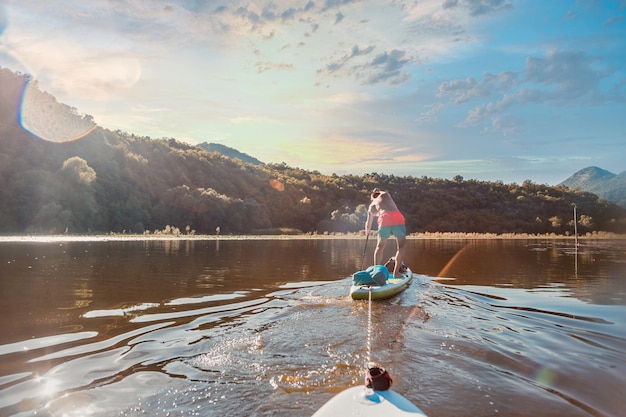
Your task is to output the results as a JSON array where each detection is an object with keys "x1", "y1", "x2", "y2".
[{"x1": 360, "y1": 233, "x2": 369, "y2": 270}]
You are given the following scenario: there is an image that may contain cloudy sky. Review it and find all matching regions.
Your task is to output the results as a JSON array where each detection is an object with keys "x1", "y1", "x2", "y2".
[{"x1": 1, "y1": 0, "x2": 625, "y2": 184}]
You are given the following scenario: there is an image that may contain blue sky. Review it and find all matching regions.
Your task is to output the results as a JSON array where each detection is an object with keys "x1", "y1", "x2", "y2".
[{"x1": 1, "y1": 0, "x2": 625, "y2": 184}]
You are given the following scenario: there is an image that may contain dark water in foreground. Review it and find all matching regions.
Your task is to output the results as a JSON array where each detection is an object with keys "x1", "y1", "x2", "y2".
[{"x1": 0, "y1": 237, "x2": 625, "y2": 417}]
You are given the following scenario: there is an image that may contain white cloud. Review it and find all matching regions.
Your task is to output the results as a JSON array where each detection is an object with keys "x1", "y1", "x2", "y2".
[
  {"x1": 2, "y1": 0, "x2": 624, "y2": 183},
  {"x1": 522, "y1": 50, "x2": 612, "y2": 103},
  {"x1": 438, "y1": 71, "x2": 518, "y2": 103},
  {"x1": 442, "y1": 0, "x2": 514, "y2": 16},
  {"x1": 439, "y1": 49, "x2": 621, "y2": 133},
  {"x1": 416, "y1": 103, "x2": 444, "y2": 123}
]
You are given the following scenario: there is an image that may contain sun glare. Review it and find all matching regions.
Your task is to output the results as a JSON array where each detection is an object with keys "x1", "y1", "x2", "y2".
[
  {"x1": 35, "y1": 374, "x2": 59, "y2": 399},
  {"x1": 19, "y1": 79, "x2": 97, "y2": 142}
]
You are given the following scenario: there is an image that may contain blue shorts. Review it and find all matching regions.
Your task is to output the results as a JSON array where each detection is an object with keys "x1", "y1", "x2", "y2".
[{"x1": 378, "y1": 224, "x2": 406, "y2": 239}]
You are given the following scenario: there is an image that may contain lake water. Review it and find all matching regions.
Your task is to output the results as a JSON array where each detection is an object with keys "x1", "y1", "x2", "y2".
[{"x1": 0, "y1": 237, "x2": 625, "y2": 417}]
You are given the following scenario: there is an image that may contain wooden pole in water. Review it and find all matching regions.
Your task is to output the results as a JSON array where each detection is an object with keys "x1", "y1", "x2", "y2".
[
  {"x1": 573, "y1": 204, "x2": 578, "y2": 248},
  {"x1": 573, "y1": 203, "x2": 578, "y2": 276}
]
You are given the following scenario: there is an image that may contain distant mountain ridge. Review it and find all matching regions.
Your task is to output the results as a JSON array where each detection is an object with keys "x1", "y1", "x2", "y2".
[
  {"x1": 559, "y1": 167, "x2": 626, "y2": 208},
  {"x1": 197, "y1": 142, "x2": 263, "y2": 165}
]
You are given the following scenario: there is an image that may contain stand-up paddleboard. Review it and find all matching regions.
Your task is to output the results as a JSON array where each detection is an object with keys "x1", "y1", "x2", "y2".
[
  {"x1": 350, "y1": 268, "x2": 413, "y2": 300},
  {"x1": 316, "y1": 255, "x2": 427, "y2": 416},
  {"x1": 311, "y1": 385, "x2": 428, "y2": 417}
]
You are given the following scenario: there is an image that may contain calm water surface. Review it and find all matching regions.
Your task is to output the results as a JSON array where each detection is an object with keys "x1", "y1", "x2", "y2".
[{"x1": 0, "y1": 237, "x2": 625, "y2": 417}]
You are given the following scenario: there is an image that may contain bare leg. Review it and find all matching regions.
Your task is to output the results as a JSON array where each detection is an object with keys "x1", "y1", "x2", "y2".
[
  {"x1": 393, "y1": 236, "x2": 406, "y2": 277},
  {"x1": 374, "y1": 237, "x2": 387, "y2": 265}
]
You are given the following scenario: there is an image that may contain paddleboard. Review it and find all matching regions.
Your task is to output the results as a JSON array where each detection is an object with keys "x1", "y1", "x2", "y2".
[
  {"x1": 311, "y1": 386, "x2": 428, "y2": 417},
  {"x1": 350, "y1": 268, "x2": 413, "y2": 300}
]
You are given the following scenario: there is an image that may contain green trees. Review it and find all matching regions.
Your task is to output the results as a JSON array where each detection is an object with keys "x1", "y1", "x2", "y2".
[
  {"x1": 1, "y1": 66, "x2": 625, "y2": 235},
  {"x1": 1, "y1": 119, "x2": 623, "y2": 235}
]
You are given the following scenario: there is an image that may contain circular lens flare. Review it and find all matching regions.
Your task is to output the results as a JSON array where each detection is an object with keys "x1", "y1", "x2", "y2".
[
  {"x1": 269, "y1": 178, "x2": 285, "y2": 191},
  {"x1": 19, "y1": 78, "x2": 97, "y2": 142}
]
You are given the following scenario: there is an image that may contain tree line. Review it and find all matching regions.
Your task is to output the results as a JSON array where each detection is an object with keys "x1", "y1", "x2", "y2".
[{"x1": 1, "y1": 67, "x2": 625, "y2": 236}]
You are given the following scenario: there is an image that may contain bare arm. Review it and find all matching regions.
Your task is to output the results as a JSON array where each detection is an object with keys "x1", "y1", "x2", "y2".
[{"x1": 365, "y1": 204, "x2": 377, "y2": 234}]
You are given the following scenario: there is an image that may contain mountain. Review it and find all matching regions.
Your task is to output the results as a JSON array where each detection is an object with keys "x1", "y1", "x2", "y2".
[
  {"x1": 559, "y1": 166, "x2": 616, "y2": 188},
  {"x1": 559, "y1": 167, "x2": 626, "y2": 208},
  {"x1": 2, "y1": 66, "x2": 626, "y2": 235},
  {"x1": 196, "y1": 142, "x2": 263, "y2": 165}
]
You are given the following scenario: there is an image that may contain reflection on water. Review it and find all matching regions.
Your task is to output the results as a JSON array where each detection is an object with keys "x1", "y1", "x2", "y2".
[{"x1": 0, "y1": 238, "x2": 625, "y2": 416}]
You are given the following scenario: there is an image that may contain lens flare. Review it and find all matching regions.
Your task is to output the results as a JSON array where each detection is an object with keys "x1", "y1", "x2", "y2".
[
  {"x1": 535, "y1": 366, "x2": 558, "y2": 387},
  {"x1": 395, "y1": 244, "x2": 470, "y2": 341},
  {"x1": 270, "y1": 178, "x2": 285, "y2": 191},
  {"x1": 19, "y1": 77, "x2": 97, "y2": 142},
  {"x1": 0, "y1": 5, "x2": 7, "y2": 37}
]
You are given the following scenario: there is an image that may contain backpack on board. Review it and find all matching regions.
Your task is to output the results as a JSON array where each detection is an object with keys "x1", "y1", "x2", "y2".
[{"x1": 352, "y1": 265, "x2": 389, "y2": 286}]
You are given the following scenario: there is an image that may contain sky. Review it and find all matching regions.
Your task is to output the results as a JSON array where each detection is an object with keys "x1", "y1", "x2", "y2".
[{"x1": 0, "y1": 0, "x2": 625, "y2": 185}]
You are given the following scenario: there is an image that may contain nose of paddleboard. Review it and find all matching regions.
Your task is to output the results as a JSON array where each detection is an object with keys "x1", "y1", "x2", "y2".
[{"x1": 355, "y1": 387, "x2": 385, "y2": 404}]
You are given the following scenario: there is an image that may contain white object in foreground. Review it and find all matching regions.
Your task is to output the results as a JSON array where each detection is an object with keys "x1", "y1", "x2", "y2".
[{"x1": 311, "y1": 386, "x2": 428, "y2": 417}]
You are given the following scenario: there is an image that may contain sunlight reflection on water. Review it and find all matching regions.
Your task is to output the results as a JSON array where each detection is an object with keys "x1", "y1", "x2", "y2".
[{"x1": 0, "y1": 238, "x2": 624, "y2": 416}]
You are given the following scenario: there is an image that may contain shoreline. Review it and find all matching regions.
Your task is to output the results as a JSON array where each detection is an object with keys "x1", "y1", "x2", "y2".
[{"x1": 0, "y1": 231, "x2": 624, "y2": 243}]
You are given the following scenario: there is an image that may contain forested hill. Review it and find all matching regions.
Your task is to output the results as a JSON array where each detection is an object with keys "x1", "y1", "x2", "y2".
[{"x1": 1, "y1": 67, "x2": 625, "y2": 235}]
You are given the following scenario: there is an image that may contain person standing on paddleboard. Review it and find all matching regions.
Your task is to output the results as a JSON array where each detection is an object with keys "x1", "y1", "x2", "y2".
[{"x1": 365, "y1": 188, "x2": 407, "y2": 277}]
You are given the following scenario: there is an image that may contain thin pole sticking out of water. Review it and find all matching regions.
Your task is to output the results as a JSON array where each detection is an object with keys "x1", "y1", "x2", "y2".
[
  {"x1": 573, "y1": 204, "x2": 579, "y2": 276},
  {"x1": 573, "y1": 204, "x2": 578, "y2": 248}
]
